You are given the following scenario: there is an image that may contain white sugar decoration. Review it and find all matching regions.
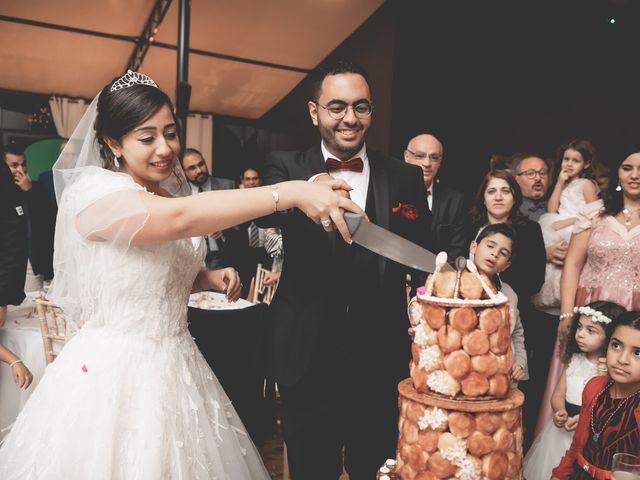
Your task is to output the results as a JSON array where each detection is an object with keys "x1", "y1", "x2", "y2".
[
  {"x1": 426, "y1": 370, "x2": 456, "y2": 396},
  {"x1": 439, "y1": 439, "x2": 480, "y2": 480},
  {"x1": 440, "y1": 439, "x2": 467, "y2": 464},
  {"x1": 419, "y1": 345, "x2": 441, "y2": 370},
  {"x1": 455, "y1": 456, "x2": 481, "y2": 480},
  {"x1": 417, "y1": 406, "x2": 448, "y2": 431},
  {"x1": 413, "y1": 322, "x2": 435, "y2": 347}
]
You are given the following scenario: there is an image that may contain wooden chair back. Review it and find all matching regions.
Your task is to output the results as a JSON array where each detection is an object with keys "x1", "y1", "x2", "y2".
[
  {"x1": 251, "y1": 264, "x2": 279, "y2": 305},
  {"x1": 36, "y1": 299, "x2": 66, "y2": 365}
]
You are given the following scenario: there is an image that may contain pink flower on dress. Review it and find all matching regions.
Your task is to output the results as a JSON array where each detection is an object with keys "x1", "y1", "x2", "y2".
[{"x1": 81, "y1": 364, "x2": 88, "y2": 373}]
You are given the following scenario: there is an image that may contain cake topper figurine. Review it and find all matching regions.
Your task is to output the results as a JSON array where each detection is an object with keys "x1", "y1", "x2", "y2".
[{"x1": 466, "y1": 259, "x2": 497, "y2": 299}]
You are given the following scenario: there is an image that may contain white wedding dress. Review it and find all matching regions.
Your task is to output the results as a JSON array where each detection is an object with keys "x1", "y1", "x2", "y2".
[{"x1": 0, "y1": 168, "x2": 270, "y2": 480}]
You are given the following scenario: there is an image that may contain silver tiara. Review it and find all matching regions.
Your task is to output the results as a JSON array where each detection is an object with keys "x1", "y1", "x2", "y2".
[{"x1": 110, "y1": 70, "x2": 158, "y2": 92}]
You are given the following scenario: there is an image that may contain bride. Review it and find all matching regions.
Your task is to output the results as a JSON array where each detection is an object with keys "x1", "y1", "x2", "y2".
[{"x1": 0, "y1": 71, "x2": 361, "y2": 479}]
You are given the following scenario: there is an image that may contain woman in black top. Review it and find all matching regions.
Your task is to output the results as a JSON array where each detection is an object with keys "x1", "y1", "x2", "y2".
[{"x1": 468, "y1": 169, "x2": 546, "y2": 303}]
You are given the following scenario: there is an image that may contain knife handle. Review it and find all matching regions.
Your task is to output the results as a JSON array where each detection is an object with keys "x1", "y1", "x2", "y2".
[{"x1": 344, "y1": 212, "x2": 364, "y2": 235}]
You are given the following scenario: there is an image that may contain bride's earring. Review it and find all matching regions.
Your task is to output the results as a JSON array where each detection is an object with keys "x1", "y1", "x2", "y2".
[
  {"x1": 616, "y1": 184, "x2": 622, "y2": 192},
  {"x1": 113, "y1": 153, "x2": 120, "y2": 169}
]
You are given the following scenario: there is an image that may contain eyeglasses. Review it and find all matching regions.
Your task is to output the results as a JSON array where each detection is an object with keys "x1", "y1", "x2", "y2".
[
  {"x1": 316, "y1": 101, "x2": 374, "y2": 120},
  {"x1": 405, "y1": 149, "x2": 442, "y2": 162},
  {"x1": 516, "y1": 168, "x2": 550, "y2": 179}
]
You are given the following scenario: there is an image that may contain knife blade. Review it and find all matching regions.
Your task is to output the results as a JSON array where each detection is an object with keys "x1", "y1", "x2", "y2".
[{"x1": 344, "y1": 213, "x2": 454, "y2": 273}]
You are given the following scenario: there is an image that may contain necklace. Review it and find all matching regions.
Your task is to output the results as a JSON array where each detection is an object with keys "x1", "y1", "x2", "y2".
[
  {"x1": 622, "y1": 206, "x2": 640, "y2": 226},
  {"x1": 590, "y1": 380, "x2": 640, "y2": 441}
]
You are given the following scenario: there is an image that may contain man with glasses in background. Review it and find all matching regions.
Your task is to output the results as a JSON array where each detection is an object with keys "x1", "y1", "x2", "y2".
[
  {"x1": 259, "y1": 60, "x2": 430, "y2": 480},
  {"x1": 404, "y1": 133, "x2": 466, "y2": 259},
  {"x1": 513, "y1": 153, "x2": 568, "y2": 449},
  {"x1": 514, "y1": 154, "x2": 552, "y2": 221}
]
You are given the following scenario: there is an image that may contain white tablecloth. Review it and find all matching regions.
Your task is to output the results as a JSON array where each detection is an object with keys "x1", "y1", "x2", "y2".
[{"x1": 0, "y1": 296, "x2": 47, "y2": 440}]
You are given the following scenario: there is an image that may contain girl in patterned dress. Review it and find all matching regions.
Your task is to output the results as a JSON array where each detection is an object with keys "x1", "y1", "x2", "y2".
[
  {"x1": 552, "y1": 311, "x2": 640, "y2": 479},
  {"x1": 524, "y1": 301, "x2": 624, "y2": 479}
]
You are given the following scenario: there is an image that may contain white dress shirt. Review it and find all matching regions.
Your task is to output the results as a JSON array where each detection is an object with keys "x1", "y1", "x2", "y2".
[
  {"x1": 427, "y1": 183, "x2": 434, "y2": 211},
  {"x1": 319, "y1": 142, "x2": 370, "y2": 211}
]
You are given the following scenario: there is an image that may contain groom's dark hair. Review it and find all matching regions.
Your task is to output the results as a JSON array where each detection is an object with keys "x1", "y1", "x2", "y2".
[{"x1": 310, "y1": 60, "x2": 369, "y2": 102}]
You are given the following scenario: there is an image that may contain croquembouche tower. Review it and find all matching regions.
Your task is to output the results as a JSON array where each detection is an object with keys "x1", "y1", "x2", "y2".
[{"x1": 385, "y1": 254, "x2": 524, "y2": 480}]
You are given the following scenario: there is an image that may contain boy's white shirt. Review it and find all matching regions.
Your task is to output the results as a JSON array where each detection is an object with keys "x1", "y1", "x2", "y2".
[{"x1": 499, "y1": 280, "x2": 530, "y2": 381}]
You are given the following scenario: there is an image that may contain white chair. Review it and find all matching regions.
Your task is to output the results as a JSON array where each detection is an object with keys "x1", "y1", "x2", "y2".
[{"x1": 36, "y1": 299, "x2": 66, "y2": 365}]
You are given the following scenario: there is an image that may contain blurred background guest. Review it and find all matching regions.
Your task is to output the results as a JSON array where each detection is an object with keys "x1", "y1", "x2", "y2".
[
  {"x1": 0, "y1": 161, "x2": 28, "y2": 327},
  {"x1": 182, "y1": 148, "x2": 237, "y2": 270},
  {"x1": 2, "y1": 145, "x2": 56, "y2": 292},
  {"x1": 469, "y1": 169, "x2": 546, "y2": 300},
  {"x1": 514, "y1": 153, "x2": 552, "y2": 222},
  {"x1": 404, "y1": 133, "x2": 466, "y2": 259},
  {"x1": 239, "y1": 167, "x2": 261, "y2": 189}
]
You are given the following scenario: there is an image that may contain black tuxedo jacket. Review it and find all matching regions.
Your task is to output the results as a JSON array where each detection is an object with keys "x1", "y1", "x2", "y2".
[
  {"x1": 430, "y1": 184, "x2": 467, "y2": 260},
  {"x1": 259, "y1": 145, "x2": 431, "y2": 386}
]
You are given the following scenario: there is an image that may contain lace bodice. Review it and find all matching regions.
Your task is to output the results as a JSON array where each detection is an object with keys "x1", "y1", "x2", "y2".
[
  {"x1": 48, "y1": 167, "x2": 206, "y2": 339},
  {"x1": 565, "y1": 353, "x2": 598, "y2": 406},
  {"x1": 78, "y1": 237, "x2": 204, "y2": 339}
]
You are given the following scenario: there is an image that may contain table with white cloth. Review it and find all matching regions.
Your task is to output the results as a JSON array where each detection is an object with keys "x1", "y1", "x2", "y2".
[
  {"x1": 0, "y1": 295, "x2": 47, "y2": 440},
  {"x1": 187, "y1": 291, "x2": 273, "y2": 444}
]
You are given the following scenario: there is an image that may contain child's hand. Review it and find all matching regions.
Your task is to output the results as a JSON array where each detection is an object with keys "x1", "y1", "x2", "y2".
[
  {"x1": 564, "y1": 415, "x2": 579, "y2": 432},
  {"x1": 559, "y1": 170, "x2": 570, "y2": 184},
  {"x1": 511, "y1": 364, "x2": 525, "y2": 381},
  {"x1": 553, "y1": 409, "x2": 568, "y2": 428},
  {"x1": 12, "y1": 362, "x2": 33, "y2": 390},
  {"x1": 407, "y1": 327, "x2": 415, "y2": 339}
]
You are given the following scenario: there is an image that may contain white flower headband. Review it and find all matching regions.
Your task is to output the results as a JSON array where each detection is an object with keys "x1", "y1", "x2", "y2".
[{"x1": 574, "y1": 306, "x2": 612, "y2": 324}]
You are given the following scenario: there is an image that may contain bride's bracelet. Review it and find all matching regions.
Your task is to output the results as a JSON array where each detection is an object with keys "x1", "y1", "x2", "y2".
[
  {"x1": 9, "y1": 359, "x2": 23, "y2": 368},
  {"x1": 270, "y1": 184, "x2": 279, "y2": 212},
  {"x1": 559, "y1": 312, "x2": 573, "y2": 321}
]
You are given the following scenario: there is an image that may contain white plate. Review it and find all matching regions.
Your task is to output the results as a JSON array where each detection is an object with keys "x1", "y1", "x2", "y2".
[{"x1": 188, "y1": 291, "x2": 254, "y2": 310}]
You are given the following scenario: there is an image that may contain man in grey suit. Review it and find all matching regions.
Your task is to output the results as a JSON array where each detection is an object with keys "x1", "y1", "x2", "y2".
[{"x1": 182, "y1": 148, "x2": 236, "y2": 269}]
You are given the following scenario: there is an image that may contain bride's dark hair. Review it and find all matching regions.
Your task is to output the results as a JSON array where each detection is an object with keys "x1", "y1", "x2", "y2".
[{"x1": 94, "y1": 79, "x2": 178, "y2": 170}]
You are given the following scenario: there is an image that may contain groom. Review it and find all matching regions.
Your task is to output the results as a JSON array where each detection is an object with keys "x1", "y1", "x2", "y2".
[{"x1": 260, "y1": 61, "x2": 431, "y2": 479}]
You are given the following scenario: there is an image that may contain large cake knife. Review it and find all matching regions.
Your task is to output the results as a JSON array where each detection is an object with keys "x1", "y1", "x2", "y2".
[{"x1": 344, "y1": 213, "x2": 454, "y2": 273}]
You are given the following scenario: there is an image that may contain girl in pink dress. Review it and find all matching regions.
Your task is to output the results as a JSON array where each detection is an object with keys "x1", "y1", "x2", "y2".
[
  {"x1": 535, "y1": 148, "x2": 640, "y2": 439},
  {"x1": 534, "y1": 139, "x2": 599, "y2": 308}
]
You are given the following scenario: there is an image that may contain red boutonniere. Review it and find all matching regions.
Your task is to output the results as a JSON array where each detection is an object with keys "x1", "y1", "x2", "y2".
[{"x1": 392, "y1": 202, "x2": 419, "y2": 221}]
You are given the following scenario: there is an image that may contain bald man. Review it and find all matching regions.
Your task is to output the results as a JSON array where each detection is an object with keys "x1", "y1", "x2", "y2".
[{"x1": 404, "y1": 134, "x2": 467, "y2": 259}]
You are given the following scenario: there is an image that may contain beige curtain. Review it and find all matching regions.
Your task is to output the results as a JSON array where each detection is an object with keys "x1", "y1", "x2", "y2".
[
  {"x1": 48, "y1": 96, "x2": 88, "y2": 138},
  {"x1": 186, "y1": 113, "x2": 214, "y2": 171}
]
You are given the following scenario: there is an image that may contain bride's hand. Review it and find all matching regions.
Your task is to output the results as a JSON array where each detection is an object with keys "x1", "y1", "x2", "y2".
[
  {"x1": 290, "y1": 179, "x2": 366, "y2": 242},
  {"x1": 208, "y1": 268, "x2": 242, "y2": 302}
]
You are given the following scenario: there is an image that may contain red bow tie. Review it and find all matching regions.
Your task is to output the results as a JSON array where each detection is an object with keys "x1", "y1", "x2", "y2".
[{"x1": 326, "y1": 157, "x2": 364, "y2": 173}]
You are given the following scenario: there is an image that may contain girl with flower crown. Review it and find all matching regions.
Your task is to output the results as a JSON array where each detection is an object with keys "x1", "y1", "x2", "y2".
[
  {"x1": 524, "y1": 301, "x2": 625, "y2": 480},
  {"x1": 552, "y1": 310, "x2": 640, "y2": 479},
  {"x1": 0, "y1": 71, "x2": 363, "y2": 479}
]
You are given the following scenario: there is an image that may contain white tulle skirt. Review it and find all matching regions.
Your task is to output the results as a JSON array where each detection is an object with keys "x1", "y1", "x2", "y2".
[
  {"x1": 0, "y1": 327, "x2": 270, "y2": 480},
  {"x1": 523, "y1": 420, "x2": 573, "y2": 480}
]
